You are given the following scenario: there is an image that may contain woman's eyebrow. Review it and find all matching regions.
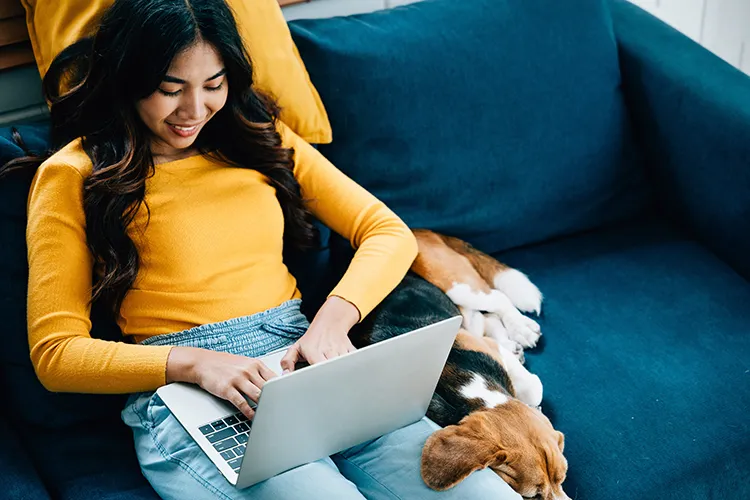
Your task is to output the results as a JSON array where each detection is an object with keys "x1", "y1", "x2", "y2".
[
  {"x1": 205, "y1": 69, "x2": 227, "y2": 81},
  {"x1": 162, "y1": 69, "x2": 227, "y2": 84}
]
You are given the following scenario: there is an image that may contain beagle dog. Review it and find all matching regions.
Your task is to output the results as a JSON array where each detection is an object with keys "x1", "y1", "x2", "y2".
[{"x1": 349, "y1": 230, "x2": 570, "y2": 500}]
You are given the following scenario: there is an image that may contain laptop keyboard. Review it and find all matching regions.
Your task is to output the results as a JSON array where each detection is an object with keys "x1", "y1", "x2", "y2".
[{"x1": 198, "y1": 412, "x2": 252, "y2": 473}]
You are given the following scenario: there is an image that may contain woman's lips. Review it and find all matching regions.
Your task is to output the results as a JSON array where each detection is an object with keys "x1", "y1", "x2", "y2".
[{"x1": 167, "y1": 122, "x2": 201, "y2": 137}]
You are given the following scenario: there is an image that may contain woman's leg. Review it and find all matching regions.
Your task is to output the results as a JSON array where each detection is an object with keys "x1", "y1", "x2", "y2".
[
  {"x1": 122, "y1": 393, "x2": 365, "y2": 500},
  {"x1": 331, "y1": 418, "x2": 521, "y2": 500}
]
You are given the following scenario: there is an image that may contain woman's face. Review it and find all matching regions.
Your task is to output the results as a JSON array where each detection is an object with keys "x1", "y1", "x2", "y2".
[{"x1": 136, "y1": 40, "x2": 229, "y2": 159}]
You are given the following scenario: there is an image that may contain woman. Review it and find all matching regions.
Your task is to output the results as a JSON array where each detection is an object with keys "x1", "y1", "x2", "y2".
[{"x1": 2, "y1": 0, "x2": 516, "y2": 498}]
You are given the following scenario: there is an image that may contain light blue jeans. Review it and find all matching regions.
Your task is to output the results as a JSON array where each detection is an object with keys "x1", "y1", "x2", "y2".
[{"x1": 121, "y1": 300, "x2": 520, "y2": 500}]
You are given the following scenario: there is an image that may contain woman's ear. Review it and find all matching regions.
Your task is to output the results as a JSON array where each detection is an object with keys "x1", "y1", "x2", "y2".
[{"x1": 421, "y1": 414, "x2": 506, "y2": 490}]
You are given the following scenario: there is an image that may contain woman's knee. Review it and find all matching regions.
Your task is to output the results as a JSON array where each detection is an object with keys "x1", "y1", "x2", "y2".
[{"x1": 247, "y1": 458, "x2": 365, "y2": 499}]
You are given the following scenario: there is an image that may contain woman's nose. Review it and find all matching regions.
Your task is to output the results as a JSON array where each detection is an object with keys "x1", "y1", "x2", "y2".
[{"x1": 179, "y1": 90, "x2": 204, "y2": 121}]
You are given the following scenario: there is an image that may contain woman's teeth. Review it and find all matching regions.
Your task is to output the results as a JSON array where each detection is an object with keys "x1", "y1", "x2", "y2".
[{"x1": 168, "y1": 122, "x2": 200, "y2": 137}]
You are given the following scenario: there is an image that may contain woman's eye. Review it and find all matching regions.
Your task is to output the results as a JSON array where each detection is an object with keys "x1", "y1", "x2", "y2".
[
  {"x1": 158, "y1": 88, "x2": 181, "y2": 97},
  {"x1": 205, "y1": 82, "x2": 224, "y2": 92}
]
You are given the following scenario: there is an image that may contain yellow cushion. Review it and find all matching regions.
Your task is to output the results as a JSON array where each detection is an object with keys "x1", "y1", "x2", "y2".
[{"x1": 20, "y1": 0, "x2": 332, "y2": 144}]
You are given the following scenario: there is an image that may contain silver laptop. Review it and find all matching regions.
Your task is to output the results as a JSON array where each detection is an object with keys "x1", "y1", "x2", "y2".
[{"x1": 156, "y1": 316, "x2": 461, "y2": 488}]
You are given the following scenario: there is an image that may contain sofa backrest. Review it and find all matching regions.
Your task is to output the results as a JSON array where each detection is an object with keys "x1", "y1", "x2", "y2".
[{"x1": 290, "y1": 0, "x2": 650, "y2": 255}]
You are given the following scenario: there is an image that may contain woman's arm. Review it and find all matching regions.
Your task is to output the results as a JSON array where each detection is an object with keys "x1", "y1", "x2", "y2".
[
  {"x1": 276, "y1": 122, "x2": 418, "y2": 371},
  {"x1": 277, "y1": 121, "x2": 418, "y2": 319},
  {"x1": 26, "y1": 160, "x2": 173, "y2": 393}
]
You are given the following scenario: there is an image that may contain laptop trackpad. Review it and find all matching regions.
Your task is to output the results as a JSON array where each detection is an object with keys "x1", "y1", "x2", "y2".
[{"x1": 258, "y1": 349, "x2": 309, "y2": 376}]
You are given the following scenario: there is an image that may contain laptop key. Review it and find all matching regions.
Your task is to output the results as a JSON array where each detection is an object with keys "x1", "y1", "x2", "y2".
[
  {"x1": 236, "y1": 413, "x2": 249, "y2": 422},
  {"x1": 199, "y1": 424, "x2": 214, "y2": 435},
  {"x1": 236, "y1": 433, "x2": 248, "y2": 444},
  {"x1": 213, "y1": 437, "x2": 238, "y2": 452},
  {"x1": 220, "y1": 450, "x2": 235, "y2": 460},
  {"x1": 235, "y1": 422, "x2": 249, "y2": 433},
  {"x1": 224, "y1": 416, "x2": 239, "y2": 426},
  {"x1": 234, "y1": 445, "x2": 246, "y2": 456},
  {"x1": 211, "y1": 420, "x2": 227, "y2": 431},
  {"x1": 206, "y1": 427, "x2": 236, "y2": 443},
  {"x1": 228, "y1": 457, "x2": 243, "y2": 469}
]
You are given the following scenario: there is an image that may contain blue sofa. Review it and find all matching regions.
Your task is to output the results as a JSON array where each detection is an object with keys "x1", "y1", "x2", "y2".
[{"x1": 1, "y1": 0, "x2": 748, "y2": 498}]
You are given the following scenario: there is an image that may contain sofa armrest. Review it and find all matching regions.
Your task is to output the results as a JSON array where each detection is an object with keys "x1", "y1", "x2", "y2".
[{"x1": 610, "y1": 0, "x2": 750, "y2": 280}]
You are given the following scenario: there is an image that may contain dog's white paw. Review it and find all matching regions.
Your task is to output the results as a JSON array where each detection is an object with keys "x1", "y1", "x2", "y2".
[
  {"x1": 459, "y1": 307, "x2": 485, "y2": 338},
  {"x1": 483, "y1": 313, "x2": 525, "y2": 362},
  {"x1": 501, "y1": 312, "x2": 541, "y2": 349},
  {"x1": 515, "y1": 373, "x2": 544, "y2": 408},
  {"x1": 493, "y1": 269, "x2": 543, "y2": 315}
]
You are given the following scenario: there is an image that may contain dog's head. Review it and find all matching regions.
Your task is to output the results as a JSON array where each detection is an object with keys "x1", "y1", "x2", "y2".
[{"x1": 422, "y1": 400, "x2": 569, "y2": 499}]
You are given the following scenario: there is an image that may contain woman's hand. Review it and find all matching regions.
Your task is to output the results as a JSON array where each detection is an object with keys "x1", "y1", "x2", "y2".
[
  {"x1": 280, "y1": 296, "x2": 361, "y2": 373},
  {"x1": 166, "y1": 347, "x2": 277, "y2": 420}
]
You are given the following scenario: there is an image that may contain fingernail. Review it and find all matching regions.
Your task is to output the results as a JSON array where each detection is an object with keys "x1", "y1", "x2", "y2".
[{"x1": 282, "y1": 369, "x2": 290, "y2": 375}]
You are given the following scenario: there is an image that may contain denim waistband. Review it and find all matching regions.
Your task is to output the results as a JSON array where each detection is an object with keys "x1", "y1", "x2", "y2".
[{"x1": 139, "y1": 299, "x2": 308, "y2": 359}]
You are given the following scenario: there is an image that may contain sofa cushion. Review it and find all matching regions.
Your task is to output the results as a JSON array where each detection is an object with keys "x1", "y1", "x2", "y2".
[
  {"x1": 17, "y1": 420, "x2": 159, "y2": 500},
  {"x1": 290, "y1": 0, "x2": 648, "y2": 255},
  {"x1": 495, "y1": 219, "x2": 750, "y2": 499},
  {"x1": 0, "y1": 412, "x2": 50, "y2": 500}
]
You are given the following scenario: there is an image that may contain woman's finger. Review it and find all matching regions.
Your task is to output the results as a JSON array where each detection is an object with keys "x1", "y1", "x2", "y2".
[
  {"x1": 280, "y1": 345, "x2": 300, "y2": 373},
  {"x1": 256, "y1": 361, "x2": 278, "y2": 381},
  {"x1": 237, "y1": 378, "x2": 262, "y2": 404},
  {"x1": 246, "y1": 365, "x2": 272, "y2": 390},
  {"x1": 227, "y1": 388, "x2": 255, "y2": 420}
]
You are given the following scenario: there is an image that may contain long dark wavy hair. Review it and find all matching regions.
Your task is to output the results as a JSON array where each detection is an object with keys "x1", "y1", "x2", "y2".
[{"x1": 0, "y1": 0, "x2": 318, "y2": 317}]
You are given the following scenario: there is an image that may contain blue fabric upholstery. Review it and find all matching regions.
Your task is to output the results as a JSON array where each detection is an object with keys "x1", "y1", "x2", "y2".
[
  {"x1": 497, "y1": 220, "x2": 750, "y2": 499},
  {"x1": 0, "y1": 412, "x2": 50, "y2": 500},
  {"x1": 611, "y1": 0, "x2": 750, "y2": 280},
  {"x1": 16, "y1": 422, "x2": 160, "y2": 500},
  {"x1": 289, "y1": 0, "x2": 649, "y2": 256}
]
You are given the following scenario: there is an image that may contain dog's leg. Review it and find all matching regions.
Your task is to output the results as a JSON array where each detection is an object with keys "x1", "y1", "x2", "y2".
[
  {"x1": 459, "y1": 307, "x2": 485, "y2": 338},
  {"x1": 439, "y1": 235, "x2": 543, "y2": 315},
  {"x1": 496, "y1": 344, "x2": 543, "y2": 408},
  {"x1": 492, "y1": 269, "x2": 543, "y2": 316},
  {"x1": 411, "y1": 230, "x2": 498, "y2": 336},
  {"x1": 411, "y1": 231, "x2": 540, "y2": 349},
  {"x1": 438, "y1": 279, "x2": 541, "y2": 349},
  {"x1": 483, "y1": 313, "x2": 524, "y2": 363},
  {"x1": 468, "y1": 291, "x2": 541, "y2": 349}
]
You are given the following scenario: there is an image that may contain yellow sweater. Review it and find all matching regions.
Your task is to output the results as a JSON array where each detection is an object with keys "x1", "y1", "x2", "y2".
[{"x1": 26, "y1": 122, "x2": 417, "y2": 394}]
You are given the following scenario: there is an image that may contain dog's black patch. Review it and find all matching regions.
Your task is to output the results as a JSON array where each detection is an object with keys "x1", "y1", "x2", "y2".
[{"x1": 349, "y1": 273, "x2": 459, "y2": 347}]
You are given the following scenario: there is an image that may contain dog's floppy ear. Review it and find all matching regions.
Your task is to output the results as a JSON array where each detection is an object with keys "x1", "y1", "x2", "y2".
[
  {"x1": 556, "y1": 430, "x2": 565, "y2": 452},
  {"x1": 421, "y1": 414, "x2": 506, "y2": 490}
]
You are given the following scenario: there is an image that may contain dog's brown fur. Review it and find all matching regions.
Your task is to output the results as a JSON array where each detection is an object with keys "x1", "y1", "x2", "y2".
[
  {"x1": 421, "y1": 401, "x2": 568, "y2": 499},
  {"x1": 411, "y1": 230, "x2": 494, "y2": 294}
]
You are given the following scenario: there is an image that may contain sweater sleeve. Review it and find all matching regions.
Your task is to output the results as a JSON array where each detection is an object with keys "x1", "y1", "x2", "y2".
[
  {"x1": 277, "y1": 122, "x2": 418, "y2": 319},
  {"x1": 26, "y1": 161, "x2": 173, "y2": 394}
]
